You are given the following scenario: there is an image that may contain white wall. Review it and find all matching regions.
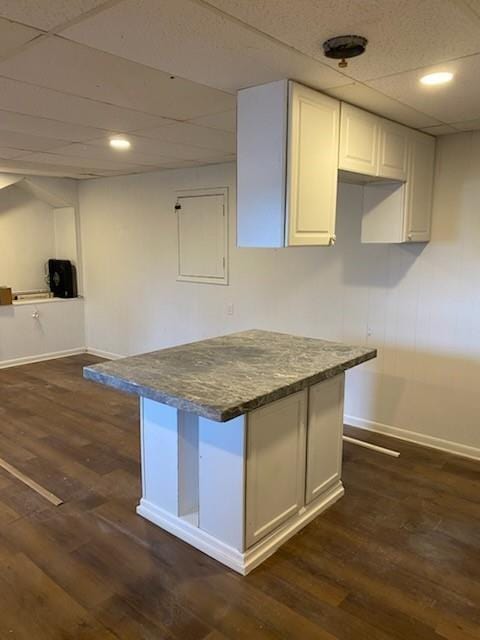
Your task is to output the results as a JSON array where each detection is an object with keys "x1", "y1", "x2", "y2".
[
  {"x1": 79, "y1": 132, "x2": 480, "y2": 457},
  {"x1": 0, "y1": 185, "x2": 54, "y2": 291},
  {"x1": 0, "y1": 175, "x2": 81, "y2": 294},
  {"x1": 26, "y1": 175, "x2": 83, "y2": 292},
  {"x1": 0, "y1": 175, "x2": 85, "y2": 368},
  {"x1": 0, "y1": 299, "x2": 85, "y2": 366},
  {"x1": 54, "y1": 207, "x2": 78, "y2": 265}
]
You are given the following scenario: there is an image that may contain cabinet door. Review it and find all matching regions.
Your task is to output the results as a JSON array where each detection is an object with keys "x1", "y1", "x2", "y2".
[
  {"x1": 404, "y1": 132, "x2": 435, "y2": 242},
  {"x1": 245, "y1": 390, "x2": 307, "y2": 548},
  {"x1": 339, "y1": 103, "x2": 379, "y2": 177},
  {"x1": 378, "y1": 120, "x2": 408, "y2": 181},
  {"x1": 286, "y1": 82, "x2": 339, "y2": 246},
  {"x1": 306, "y1": 375, "x2": 344, "y2": 504}
]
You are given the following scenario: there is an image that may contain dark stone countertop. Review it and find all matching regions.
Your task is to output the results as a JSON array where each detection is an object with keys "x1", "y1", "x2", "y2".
[{"x1": 83, "y1": 329, "x2": 376, "y2": 422}]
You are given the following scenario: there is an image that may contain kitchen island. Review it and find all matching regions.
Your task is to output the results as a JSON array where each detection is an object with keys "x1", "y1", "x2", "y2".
[{"x1": 84, "y1": 330, "x2": 376, "y2": 574}]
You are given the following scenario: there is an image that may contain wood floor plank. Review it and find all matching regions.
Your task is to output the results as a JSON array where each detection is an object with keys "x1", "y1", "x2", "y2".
[
  {"x1": 0, "y1": 551, "x2": 117, "y2": 640},
  {"x1": 0, "y1": 515, "x2": 115, "y2": 609},
  {"x1": 0, "y1": 355, "x2": 478, "y2": 639},
  {"x1": 0, "y1": 454, "x2": 63, "y2": 505}
]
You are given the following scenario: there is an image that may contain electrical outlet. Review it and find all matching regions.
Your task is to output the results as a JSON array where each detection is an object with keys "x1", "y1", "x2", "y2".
[{"x1": 227, "y1": 303, "x2": 234, "y2": 316}]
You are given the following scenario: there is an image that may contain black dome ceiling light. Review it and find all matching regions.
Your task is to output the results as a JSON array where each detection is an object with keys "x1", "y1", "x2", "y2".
[{"x1": 323, "y1": 35, "x2": 368, "y2": 68}]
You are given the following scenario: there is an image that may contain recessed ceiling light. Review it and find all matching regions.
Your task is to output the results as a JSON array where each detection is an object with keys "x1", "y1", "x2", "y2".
[
  {"x1": 420, "y1": 71, "x2": 454, "y2": 86},
  {"x1": 109, "y1": 137, "x2": 131, "y2": 150}
]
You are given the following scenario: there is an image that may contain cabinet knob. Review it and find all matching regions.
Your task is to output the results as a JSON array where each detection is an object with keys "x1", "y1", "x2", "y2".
[
  {"x1": 32, "y1": 311, "x2": 40, "y2": 319},
  {"x1": 329, "y1": 234, "x2": 336, "y2": 246}
]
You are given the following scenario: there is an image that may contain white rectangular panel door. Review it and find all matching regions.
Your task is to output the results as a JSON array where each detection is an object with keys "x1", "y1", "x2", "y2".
[
  {"x1": 245, "y1": 390, "x2": 307, "y2": 547},
  {"x1": 306, "y1": 375, "x2": 345, "y2": 504},
  {"x1": 378, "y1": 120, "x2": 408, "y2": 181},
  {"x1": 286, "y1": 82, "x2": 339, "y2": 246},
  {"x1": 339, "y1": 103, "x2": 379, "y2": 177},
  {"x1": 404, "y1": 132, "x2": 435, "y2": 242},
  {"x1": 177, "y1": 189, "x2": 228, "y2": 284}
]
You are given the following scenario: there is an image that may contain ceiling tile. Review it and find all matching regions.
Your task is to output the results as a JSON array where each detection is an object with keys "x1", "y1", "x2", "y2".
[
  {"x1": 0, "y1": 158, "x2": 94, "y2": 178},
  {"x1": 157, "y1": 155, "x2": 235, "y2": 169},
  {"x1": 450, "y1": 118, "x2": 480, "y2": 131},
  {"x1": 3, "y1": 0, "x2": 476, "y2": 179},
  {"x1": 49, "y1": 142, "x2": 173, "y2": 167},
  {"x1": 421, "y1": 124, "x2": 459, "y2": 135},
  {"x1": 0, "y1": 109, "x2": 107, "y2": 142},
  {"x1": 0, "y1": 1, "x2": 113, "y2": 31},
  {"x1": 0, "y1": 36, "x2": 235, "y2": 119},
  {"x1": 189, "y1": 109, "x2": 236, "y2": 132},
  {"x1": 367, "y1": 54, "x2": 480, "y2": 123},
  {"x1": 88, "y1": 133, "x2": 233, "y2": 161},
  {"x1": 456, "y1": 0, "x2": 480, "y2": 21},
  {"x1": 0, "y1": 146, "x2": 30, "y2": 159},
  {"x1": 0, "y1": 130, "x2": 66, "y2": 151},
  {"x1": 0, "y1": 17, "x2": 41, "y2": 56},
  {"x1": 20, "y1": 150, "x2": 149, "y2": 173},
  {"x1": 0, "y1": 77, "x2": 173, "y2": 132},
  {"x1": 204, "y1": 0, "x2": 480, "y2": 80},
  {"x1": 60, "y1": 0, "x2": 348, "y2": 92},
  {"x1": 325, "y1": 83, "x2": 441, "y2": 128},
  {"x1": 132, "y1": 123, "x2": 236, "y2": 153}
]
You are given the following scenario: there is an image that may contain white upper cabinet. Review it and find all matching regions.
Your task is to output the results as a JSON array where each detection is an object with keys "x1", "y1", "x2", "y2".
[
  {"x1": 405, "y1": 130, "x2": 436, "y2": 242},
  {"x1": 237, "y1": 80, "x2": 339, "y2": 248},
  {"x1": 339, "y1": 103, "x2": 379, "y2": 177},
  {"x1": 237, "y1": 80, "x2": 436, "y2": 248},
  {"x1": 377, "y1": 120, "x2": 409, "y2": 181},
  {"x1": 287, "y1": 83, "x2": 340, "y2": 246},
  {"x1": 361, "y1": 129, "x2": 435, "y2": 243},
  {"x1": 339, "y1": 103, "x2": 409, "y2": 181}
]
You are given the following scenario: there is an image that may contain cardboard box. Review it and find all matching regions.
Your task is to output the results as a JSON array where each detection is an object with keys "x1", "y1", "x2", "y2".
[{"x1": 0, "y1": 287, "x2": 13, "y2": 305}]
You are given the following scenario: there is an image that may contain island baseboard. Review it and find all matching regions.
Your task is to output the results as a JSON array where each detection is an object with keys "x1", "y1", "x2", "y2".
[{"x1": 137, "y1": 482, "x2": 344, "y2": 575}]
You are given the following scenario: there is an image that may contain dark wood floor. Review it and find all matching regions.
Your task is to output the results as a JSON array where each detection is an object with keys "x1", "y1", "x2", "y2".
[{"x1": 0, "y1": 355, "x2": 478, "y2": 639}]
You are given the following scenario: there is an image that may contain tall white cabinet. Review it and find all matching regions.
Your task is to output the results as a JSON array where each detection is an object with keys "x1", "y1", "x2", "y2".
[
  {"x1": 237, "y1": 80, "x2": 339, "y2": 247},
  {"x1": 287, "y1": 83, "x2": 339, "y2": 246},
  {"x1": 405, "y1": 130, "x2": 436, "y2": 242},
  {"x1": 359, "y1": 127, "x2": 435, "y2": 243}
]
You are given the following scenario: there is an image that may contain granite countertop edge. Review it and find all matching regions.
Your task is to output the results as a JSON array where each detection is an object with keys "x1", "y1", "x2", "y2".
[{"x1": 83, "y1": 348, "x2": 376, "y2": 422}]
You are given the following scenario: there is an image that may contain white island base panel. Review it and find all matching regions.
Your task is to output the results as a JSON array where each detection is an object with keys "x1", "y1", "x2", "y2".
[
  {"x1": 137, "y1": 374, "x2": 345, "y2": 575},
  {"x1": 137, "y1": 484, "x2": 344, "y2": 575}
]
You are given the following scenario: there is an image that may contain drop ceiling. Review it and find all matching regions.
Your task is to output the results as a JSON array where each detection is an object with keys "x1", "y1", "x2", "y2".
[{"x1": 0, "y1": 0, "x2": 479, "y2": 179}]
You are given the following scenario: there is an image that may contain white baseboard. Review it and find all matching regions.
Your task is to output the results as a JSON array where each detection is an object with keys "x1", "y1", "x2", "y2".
[
  {"x1": 345, "y1": 414, "x2": 480, "y2": 461},
  {"x1": 0, "y1": 347, "x2": 86, "y2": 370},
  {"x1": 137, "y1": 482, "x2": 344, "y2": 575},
  {"x1": 0, "y1": 346, "x2": 123, "y2": 369},
  {"x1": 86, "y1": 347, "x2": 124, "y2": 360}
]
